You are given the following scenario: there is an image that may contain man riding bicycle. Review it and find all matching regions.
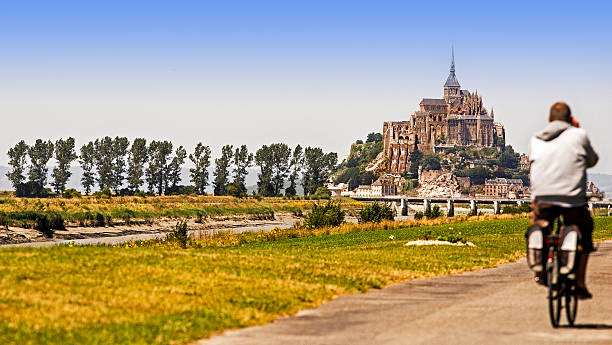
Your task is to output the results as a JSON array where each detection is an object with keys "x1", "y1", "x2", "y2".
[{"x1": 529, "y1": 102, "x2": 598, "y2": 299}]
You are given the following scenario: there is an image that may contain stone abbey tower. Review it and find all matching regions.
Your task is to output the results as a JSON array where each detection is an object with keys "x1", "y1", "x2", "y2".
[{"x1": 383, "y1": 50, "x2": 505, "y2": 174}]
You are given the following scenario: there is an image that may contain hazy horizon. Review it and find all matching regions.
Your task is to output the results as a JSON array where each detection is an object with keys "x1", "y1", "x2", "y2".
[{"x1": 2, "y1": 1, "x2": 611, "y2": 173}]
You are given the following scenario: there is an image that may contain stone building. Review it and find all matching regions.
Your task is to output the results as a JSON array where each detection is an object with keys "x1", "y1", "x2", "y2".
[
  {"x1": 326, "y1": 183, "x2": 349, "y2": 197},
  {"x1": 483, "y1": 178, "x2": 525, "y2": 198},
  {"x1": 383, "y1": 50, "x2": 505, "y2": 174},
  {"x1": 354, "y1": 185, "x2": 373, "y2": 197},
  {"x1": 372, "y1": 176, "x2": 397, "y2": 196}
]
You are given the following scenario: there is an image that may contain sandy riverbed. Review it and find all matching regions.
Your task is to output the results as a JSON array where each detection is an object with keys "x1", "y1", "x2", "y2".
[{"x1": 0, "y1": 213, "x2": 306, "y2": 247}]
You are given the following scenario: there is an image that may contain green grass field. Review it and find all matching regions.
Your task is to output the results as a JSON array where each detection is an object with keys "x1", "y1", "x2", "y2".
[{"x1": 1, "y1": 216, "x2": 612, "y2": 345}]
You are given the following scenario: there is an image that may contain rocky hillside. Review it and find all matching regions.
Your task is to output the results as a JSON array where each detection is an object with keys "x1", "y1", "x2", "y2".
[{"x1": 333, "y1": 133, "x2": 384, "y2": 190}]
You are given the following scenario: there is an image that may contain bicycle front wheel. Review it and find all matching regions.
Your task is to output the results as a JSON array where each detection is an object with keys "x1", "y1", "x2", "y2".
[{"x1": 548, "y1": 258, "x2": 561, "y2": 328}]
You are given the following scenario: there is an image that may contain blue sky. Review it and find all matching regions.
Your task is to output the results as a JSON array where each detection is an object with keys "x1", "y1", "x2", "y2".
[{"x1": 1, "y1": 0, "x2": 611, "y2": 172}]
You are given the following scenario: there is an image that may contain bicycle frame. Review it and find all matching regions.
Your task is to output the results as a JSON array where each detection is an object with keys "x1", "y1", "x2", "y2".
[{"x1": 545, "y1": 217, "x2": 578, "y2": 328}]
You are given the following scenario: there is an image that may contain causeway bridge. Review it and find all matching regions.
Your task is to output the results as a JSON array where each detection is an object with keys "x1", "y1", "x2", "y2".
[{"x1": 351, "y1": 196, "x2": 612, "y2": 217}]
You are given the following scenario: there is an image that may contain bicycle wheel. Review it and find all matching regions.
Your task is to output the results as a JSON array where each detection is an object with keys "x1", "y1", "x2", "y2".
[
  {"x1": 548, "y1": 258, "x2": 561, "y2": 328},
  {"x1": 565, "y1": 283, "x2": 578, "y2": 326}
]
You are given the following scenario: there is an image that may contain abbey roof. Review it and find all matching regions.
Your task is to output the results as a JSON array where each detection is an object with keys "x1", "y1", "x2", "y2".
[{"x1": 420, "y1": 98, "x2": 446, "y2": 105}]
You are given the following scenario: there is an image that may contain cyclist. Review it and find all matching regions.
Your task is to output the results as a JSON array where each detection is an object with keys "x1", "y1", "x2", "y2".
[{"x1": 529, "y1": 102, "x2": 599, "y2": 299}]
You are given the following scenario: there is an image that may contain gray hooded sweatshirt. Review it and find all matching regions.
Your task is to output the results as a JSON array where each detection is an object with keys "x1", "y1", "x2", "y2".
[{"x1": 529, "y1": 120, "x2": 599, "y2": 207}]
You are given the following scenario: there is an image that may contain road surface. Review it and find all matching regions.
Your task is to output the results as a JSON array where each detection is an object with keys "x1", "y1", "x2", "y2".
[{"x1": 198, "y1": 241, "x2": 612, "y2": 345}]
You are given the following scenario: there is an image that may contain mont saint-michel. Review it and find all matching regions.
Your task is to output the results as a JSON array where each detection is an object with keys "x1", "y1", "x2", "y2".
[{"x1": 383, "y1": 51, "x2": 505, "y2": 174}]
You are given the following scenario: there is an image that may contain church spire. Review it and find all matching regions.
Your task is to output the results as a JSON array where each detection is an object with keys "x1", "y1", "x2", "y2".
[
  {"x1": 444, "y1": 47, "x2": 460, "y2": 89},
  {"x1": 450, "y1": 46, "x2": 455, "y2": 73}
]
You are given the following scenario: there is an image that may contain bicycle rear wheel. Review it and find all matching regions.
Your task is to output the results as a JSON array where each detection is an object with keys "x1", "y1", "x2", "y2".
[
  {"x1": 565, "y1": 284, "x2": 578, "y2": 326},
  {"x1": 548, "y1": 258, "x2": 561, "y2": 328}
]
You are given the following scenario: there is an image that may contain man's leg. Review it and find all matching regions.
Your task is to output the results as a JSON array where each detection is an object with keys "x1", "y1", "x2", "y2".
[
  {"x1": 564, "y1": 205, "x2": 594, "y2": 299},
  {"x1": 576, "y1": 253, "x2": 589, "y2": 289},
  {"x1": 529, "y1": 201, "x2": 557, "y2": 284}
]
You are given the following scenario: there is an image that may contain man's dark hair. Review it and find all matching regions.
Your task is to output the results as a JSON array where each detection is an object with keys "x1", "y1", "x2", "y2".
[{"x1": 550, "y1": 102, "x2": 572, "y2": 122}]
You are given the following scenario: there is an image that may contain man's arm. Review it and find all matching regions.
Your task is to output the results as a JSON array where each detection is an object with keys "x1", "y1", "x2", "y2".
[{"x1": 582, "y1": 133, "x2": 598, "y2": 168}]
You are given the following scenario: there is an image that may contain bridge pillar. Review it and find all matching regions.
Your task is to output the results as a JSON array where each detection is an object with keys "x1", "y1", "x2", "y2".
[
  {"x1": 446, "y1": 199, "x2": 454, "y2": 217},
  {"x1": 400, "y1": 198, "x2": 407, "y2": 217},
  {"x1": 423, "y1": 199, "x2": 431, "y2": 215},
  {"x1": 493, "y1": 200, "x2": 501, "y2": 215},
  {"x1": 608, "y1": 205, "x2": 611, "y2": 217},
  {"x1": 588, "y1": 202, "x2": 594, "y2": 215},
  {"x1": 470, "y1": 199, "x2": 478, "y2": 216},
  {"x1": 517, "y1": 200, "x2": 524, "y2": 207}
]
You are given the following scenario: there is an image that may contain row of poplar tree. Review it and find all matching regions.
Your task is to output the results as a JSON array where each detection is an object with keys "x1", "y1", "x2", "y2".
[{"x1": 5, "y1": 137, "x2": 337, "y2": 198}]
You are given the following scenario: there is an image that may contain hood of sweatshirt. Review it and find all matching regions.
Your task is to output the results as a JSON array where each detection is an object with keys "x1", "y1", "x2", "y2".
[{"x1": 535, "y1": 120, "x2": 572, "y2": 141}]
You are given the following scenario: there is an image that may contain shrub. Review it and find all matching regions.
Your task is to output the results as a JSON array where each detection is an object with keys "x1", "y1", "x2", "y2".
[
  {"x1": 62, "y1": 188, "x2": 81, "y2": 198},
  {"x1": 95, "y1": 212, "x2": 111, "y2": 227},
  {"x1": 166, "y1": 221, "x2": 189, "y2": 248},
  {"x1": 502, "y1": 203, "x2": 532, "y2": 214},
  {"x1": 304, "y1": 201, "x2": 345, "y2": 229},
  {"x1": 166, "y1": 185, "x2": 197, "y2": 196},
  {"x1": 0, "y1": 212, "x2": 8, "y2": 229},
  {"x1": 359, "y1": 203, "x2": 395, "y2": 223},
  {"x1": 313, "y1": 187, "x2": 332, "y2": 200},
  {"x1": 425, "y1": 205, "x2": 443, "y2": 219},
  {"x1": 134, "y1": 190, "x2": 147, "y2": 198},
  {"x1": 414, "y1": 211, "x2": 424, "y2": 220},
  {"x1": 94, "y1": 188, "x2": 112, "y2": 199},
  {"x1": 15, "y1": 181, "x2": 49, "y2": 198},
  {"x1": 437, "y1": 233, "x2": 466, "y2": 243},
  {"x1": 36, "y1": 212, "x2": 65, "y2": 234}
]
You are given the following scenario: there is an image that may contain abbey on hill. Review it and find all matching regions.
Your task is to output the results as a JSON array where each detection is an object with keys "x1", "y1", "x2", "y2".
[{"x1": 383, "y1": 50, "x2": 505, "y2": 174}]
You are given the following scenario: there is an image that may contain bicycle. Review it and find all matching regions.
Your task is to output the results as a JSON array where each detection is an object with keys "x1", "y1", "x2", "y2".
[{"x1": 527, "y1": 218, "x2": 580, "y2": 328}]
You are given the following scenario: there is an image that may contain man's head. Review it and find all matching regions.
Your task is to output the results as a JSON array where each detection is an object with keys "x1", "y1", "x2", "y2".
[{"x1": 549, "y1": 102, "x2": 572, "y2": 123}]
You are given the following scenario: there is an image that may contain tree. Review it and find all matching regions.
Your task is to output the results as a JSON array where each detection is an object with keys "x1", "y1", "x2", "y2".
[
  {"x1": 366, "y1": 132, "x2": 383, "y2": 143},
  {"x1": 422, "y1": 153, "x2": 441, "y2": 170},
  {"x1": 270, "y1": 143, "x2": 291, "y2": 196},
  {"x1": 255, "y1": 145, "x2": 274, "y2": 197},
  {"x1": 360, "y1": 171, "x2": 376, "y2": 185},
  {"x1": 94, "y1": 137, "x2": 115, "y2": 192},
  {"x1": 27, "y1": 139, "x2": 54, "y2": 196},
  {"x1": 496, "y1": 135, "x2": 506, "y2": 148},
  {"x1": 334, "y1": 166, "x2": 361, "y2": 190},
  {"x1": 80, "y1": 142, "x2": 96, "y2": 195},
  {"x1": 302, "y1": 147, "x2": 338, "y2": 195},
  {"x1": 231, "y1": 145, "x2": 253, "y2": 197},
  {"x1": 498, "y1": 146, "x2": 519, "y2": 169},
  {"x1": 167, "y1": 146, "x2": 187, "y2": 193},
  {"x1": 213, "y1": 145, "x2": 234, "y2": 196},
  {"x1": 146, "y1": 141, "x2": 173, "y2": 195},
  {"x1": 52, "y1": 137, "x2": 77, "y2": 194},
  {"x1": 6, "y1": 141, "x2": 29, "y2": 191},
  {"x1": 111, "y1": 137, "x2": 130, "y2": 193},
  {"x1": 285, "y1": 145, "x2": 303, "y2": 196},
  {"x1": 408, "y1": 149, "x2": 423, "y2": 178},
  {"x1": 127, "y1": 138, "x2": 148, "y2": 193},
  {"x1": 189, "y1": 142, "x2": 212, "y2": 195},
  {"x1": 466, "y1": 166, "x2": 492, "y2": 185},
  {"x1": 254, "y1": 143, "x2": 291, "y2": 196}
]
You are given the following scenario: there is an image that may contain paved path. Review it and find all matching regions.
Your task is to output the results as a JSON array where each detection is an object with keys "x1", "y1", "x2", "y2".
[{"x1": 199, "y1": 241, "x2": 612, "y2": 345}]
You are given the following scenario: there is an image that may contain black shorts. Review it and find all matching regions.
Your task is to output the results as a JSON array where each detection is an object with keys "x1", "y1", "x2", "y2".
[{"x1": 530, "y1": 201, "x2": 594, "y2": 253}]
